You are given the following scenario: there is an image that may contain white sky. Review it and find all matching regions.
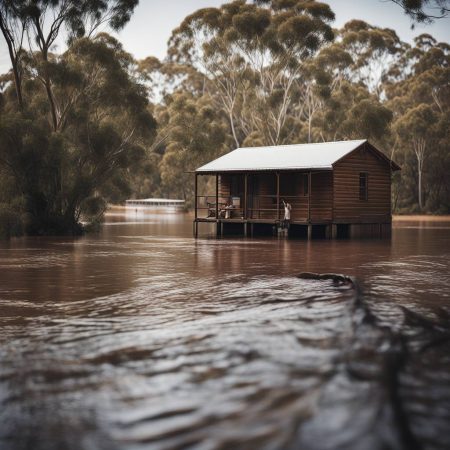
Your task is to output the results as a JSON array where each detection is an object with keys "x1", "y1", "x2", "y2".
[{"x1": 0, "y1": 0, "x2": 449, "y2": 73}]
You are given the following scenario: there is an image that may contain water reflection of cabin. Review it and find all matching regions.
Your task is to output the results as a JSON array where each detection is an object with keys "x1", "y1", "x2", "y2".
[{"x1": 194, "y1": 139, "x2": 400, "y2": 238}]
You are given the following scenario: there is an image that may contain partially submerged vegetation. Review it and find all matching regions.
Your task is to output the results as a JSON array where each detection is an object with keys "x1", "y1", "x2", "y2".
[
  {"x1": 0, "y1": 0, "x2": 155, "y2": 237},
  {"x1": 0, "y1": 0, "x2": 448, "y2": 238}
]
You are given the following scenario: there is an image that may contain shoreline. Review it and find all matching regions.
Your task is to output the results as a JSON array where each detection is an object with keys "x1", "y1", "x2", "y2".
[{"x1": 393, "y1": 215, "x2": 450, "y2": 221}]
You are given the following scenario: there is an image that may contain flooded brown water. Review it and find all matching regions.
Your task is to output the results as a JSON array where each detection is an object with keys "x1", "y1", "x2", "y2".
[{"x1": 0, "y1": 211, "x2": 449, "y2": 450}]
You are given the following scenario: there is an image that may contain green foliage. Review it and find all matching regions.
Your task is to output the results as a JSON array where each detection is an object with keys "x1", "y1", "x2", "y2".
[
  {"x1": 342, "y1": 99, "x2": 393, "y2": 141},
  {"x1": 168, "y1": 0, "x2": 335, "y2": 147},
  {"x1": 0, "y1": 170, "x2": 25, "y2": 239},
  {"x1": 0, "y1": 203, "x2": 24, "y2": 239},
  {"x1": 156, "y1": 92, "x2": 230, "y2": 205},
  {"x1": 0, "y1": 33, "x2": 156, "y2": 236},
  {"x1": 387, "y1": 35, "x2": 450, "y2": 212}
]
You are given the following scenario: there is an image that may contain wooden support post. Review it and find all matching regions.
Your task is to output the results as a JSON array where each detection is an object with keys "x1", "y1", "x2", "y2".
[
  {"x1": 244, "y1": 222, "x2": 248, "y2": 237},
  {"x1": 194, "y1": 173, "x2": 198, "y2": 220},
  {"x1": 276, "y1": 172, "x2": 280, "y2": 221},
  {"x1": 215, "y1": 174, "x2": 219, "y2": 220},
  {"x1": 308, "y1": 224, "x2": 312, "y2": 240},
  {"x1": 193, "y1": 221, "x2": 198, "y2": 238},
  {"x1": 331, "y1": 224, "x2": 337, "y2": 239},
  {"x1": 308, "y1": 171, "x2": 312, "y2": 223},
  {"x1": 244, "y1": 173, "x2": 248, "y2": 219},
  {"x1": 193, "y1": 173, "x2": 199, "y2": 238}
]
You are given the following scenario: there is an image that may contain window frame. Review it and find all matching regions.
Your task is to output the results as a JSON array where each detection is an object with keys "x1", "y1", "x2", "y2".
[{"x1": 359, "y1": 172, "x2": 368, "y2": 201}]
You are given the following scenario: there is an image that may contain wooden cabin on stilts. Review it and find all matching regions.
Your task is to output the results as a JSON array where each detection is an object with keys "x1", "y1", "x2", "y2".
[{"x1": 193, "y1": 139, "x2": 401, "y2": 239}]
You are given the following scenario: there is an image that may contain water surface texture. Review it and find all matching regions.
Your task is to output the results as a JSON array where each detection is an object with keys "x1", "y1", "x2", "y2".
[{"x1": 0, "y1": 212, "x2": 449, "y2": 450}]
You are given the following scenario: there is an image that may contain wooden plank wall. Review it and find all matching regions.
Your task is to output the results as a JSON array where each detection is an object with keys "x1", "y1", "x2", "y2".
[
  {"x1": 219, "y1": 174, "x2": 244, "y2": 218},
  {"x1": 310, "y1": 172, "x2": 333, "y2": 222},
  {"x1": 252, "y1": 173, "x2": 277, "y2": 219},
  {"x1": 280, "y1": 172, "x2": 308, "y2": 221},
  {"x1": 218, "y1": 174, "x2": 231, "y2": 204},
  {"x1": 333, "y1": 146, "x2": 392, "y2": 223}
]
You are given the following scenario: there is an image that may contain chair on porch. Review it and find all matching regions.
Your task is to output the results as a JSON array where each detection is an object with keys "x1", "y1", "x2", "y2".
[{"x1": 207, "y1": 201, "x2": 227, "y2": 218}]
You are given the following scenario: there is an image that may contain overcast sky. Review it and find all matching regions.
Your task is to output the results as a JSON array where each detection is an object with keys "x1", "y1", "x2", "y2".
[{"x1": 0, "y1": 0, "x2": 449, "y2": 73}]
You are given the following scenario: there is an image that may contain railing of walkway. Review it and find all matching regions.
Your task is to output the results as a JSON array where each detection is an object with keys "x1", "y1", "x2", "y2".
[{"x1": 195, "y1": 194, "x2": 308, "y2": 221}]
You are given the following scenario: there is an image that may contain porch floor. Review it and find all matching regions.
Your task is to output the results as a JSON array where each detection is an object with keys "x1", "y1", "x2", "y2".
[{"x1": 194, "y1": 218, "x2": 329, "y2": 224}]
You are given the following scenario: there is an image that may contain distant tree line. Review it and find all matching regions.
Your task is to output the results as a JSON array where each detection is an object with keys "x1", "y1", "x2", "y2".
[
  {"x1": 0, "y1": 0, "x2": 449, "y2": 238},
  {"x1": 139, "y1": 0, "x2": 449, "y2": 215}
]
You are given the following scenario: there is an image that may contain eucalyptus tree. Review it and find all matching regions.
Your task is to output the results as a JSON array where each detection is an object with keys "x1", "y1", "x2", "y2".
[
  {"x1": 157, "y1": 91, "x2": 230, "y2": 204},
  {"x1": 1, "y1": 0, "x2": 138, "y2": 129},
  {"x1": 0, "y1": 0, "x2": 27, "y2": 109},
  {"x1": 1, "y1": 34, "x2": 156, "y2": 234},
  {"x1": 336, "y1": 20, "x2": 405, "y2": 98},
  {"x1": 289, "y1": 45, "x2": 353, "y2": 143},
  {"x1": 299, "y1": 32, "x2": 393, "y2": 144},
  {"x1": 137, "y1": 56, "x2": 207, "y2": 104},
  {"x1": 311, "y1": 80, "x2": 393, "y2": 145},
  {"x1": 168, "y1": 0, "x2": 335, "y2": 147},
  {"x1": 55, "y1": 34, "x2": 156, "y2": 229},
  {"x1": 386, "y1": 35, "x2": 450, "y2": 212},
  {"x1": 0, "y1": 0, "x2": 154, "y2": 235},
  {"x1": 394, "y1": 104, "x2": 437, "y2": 211},
  {"x1": 1, "y1": 0, "x2": 141, "y2": 136}
]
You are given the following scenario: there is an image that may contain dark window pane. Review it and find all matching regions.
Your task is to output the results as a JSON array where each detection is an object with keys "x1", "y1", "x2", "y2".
[{"x1": 359, "y1": 172, "x2": 368, "y2": 200}]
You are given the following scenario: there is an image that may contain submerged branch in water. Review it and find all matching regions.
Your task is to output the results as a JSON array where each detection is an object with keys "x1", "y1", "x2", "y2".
[{"x1": 297, "y1": 272, "x2": 355, "y2": 286}]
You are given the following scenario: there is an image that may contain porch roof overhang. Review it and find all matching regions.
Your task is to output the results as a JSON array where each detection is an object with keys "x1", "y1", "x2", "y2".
[{"x1": 195, "y1": 167, "x2": 333, "y2": 175}]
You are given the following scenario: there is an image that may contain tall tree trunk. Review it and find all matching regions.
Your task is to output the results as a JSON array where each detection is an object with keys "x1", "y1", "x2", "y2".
[
  {"x1": 11, "y1": 60, "x2": 23, "y2": 109},
  {"x1": 308, "y1": 115, "x2": 312, "y2": 143},
  {"x1": 33, "y1": 20, "x2": 59, "y2": 131},
  {"x1": 418, "y1": 163, "x2": 422, "y2": 210},
  {"x1": 44, "y1": 78, "x2": 59, "y2": 131},
  {"x1": 0, "y1": 15, "x2": 23, "y2": 109},
  {"x1": 229, "y1": 109, "x2": 240, "y2": 148},
  {"x1": 41, "y1": 47, "x2": 59, "y2": 131},
  {"x1": 414, "y1": 138, "x2": 426, "y2": 211}
]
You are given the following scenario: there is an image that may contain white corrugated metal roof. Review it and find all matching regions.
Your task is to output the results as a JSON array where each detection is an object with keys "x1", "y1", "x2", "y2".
[{"x1": 196, "y1": 139, "x2": 367, "y2": 172}]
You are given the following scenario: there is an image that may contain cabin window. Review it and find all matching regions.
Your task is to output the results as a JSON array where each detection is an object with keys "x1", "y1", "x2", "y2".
[
  {"x1": 303, "y1": 174, "x2": 309, "y2": 196},
  {"x1": 359, "y1": 172, "x2": 368, "y2": 200}
]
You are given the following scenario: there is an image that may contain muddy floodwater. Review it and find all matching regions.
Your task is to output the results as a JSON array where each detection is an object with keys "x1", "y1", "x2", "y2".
[{"x1": 0, "y1": 211, "x2": 449, "y2": 450}]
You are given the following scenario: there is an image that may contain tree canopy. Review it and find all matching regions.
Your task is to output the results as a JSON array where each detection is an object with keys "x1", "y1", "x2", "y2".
[{"x1": 0, "y1": 0, "x2": 155, "y2": 236}]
